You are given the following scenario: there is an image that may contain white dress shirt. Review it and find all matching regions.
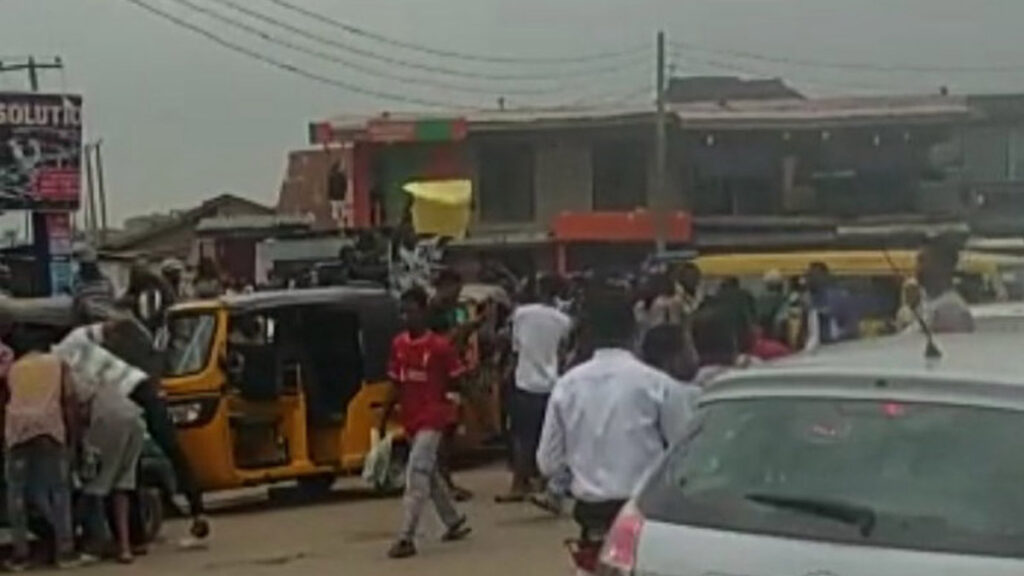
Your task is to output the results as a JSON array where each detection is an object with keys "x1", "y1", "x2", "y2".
[
  {"x1": 537, "y1": 348, "x2": 701, "y2": 503},
  {"x1": 512, "y1": 302, "x2": 573, "y2": 395}
]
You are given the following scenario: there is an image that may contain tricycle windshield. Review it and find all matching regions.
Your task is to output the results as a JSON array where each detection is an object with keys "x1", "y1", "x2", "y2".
[{"x1": 165, "y1": 312, "x2": 217, "y2": 378}]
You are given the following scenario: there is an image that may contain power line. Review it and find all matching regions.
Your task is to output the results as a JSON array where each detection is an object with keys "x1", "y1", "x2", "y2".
[
  {"x1": 670, "y1": 50, "x2": 935, "y2": 93},
  {"x1": 570, "y1": 84, "x2": 653, "y2": 108},
  {"x1": 167, "y1": 0, "x2": 576, "y2": 96},
  {"x1": 671, "y1": 39, "x2": 1024, "y2": 74},
  {"x1": 267, "y1": 0, "x2": 648, "y2": 65},
  {"x1": 211, "y1": 0, "x2": 649, "y2": 82},
  {"x1": 121, "y1": 0, "x2": 474, "y2": 108}
]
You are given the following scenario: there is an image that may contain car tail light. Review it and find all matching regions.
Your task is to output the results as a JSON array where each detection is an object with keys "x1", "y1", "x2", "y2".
[{"x1": 598, "y1": 502, "x2": 644, "y2": 575}]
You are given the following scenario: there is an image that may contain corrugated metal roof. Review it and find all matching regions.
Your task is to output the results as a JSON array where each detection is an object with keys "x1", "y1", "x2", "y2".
[
  {"x1": 259, "y1": 236, "x2": 353, "y2": 262},
  {"x1": 672, "y1": 95, "x2": 972, "y2": 129},
  {"x1": 195, "y1": 214, "x2": 314, "y2": 233},
  {"x1": 321, "y1": 94, "x2": 971, "y2": 137}
]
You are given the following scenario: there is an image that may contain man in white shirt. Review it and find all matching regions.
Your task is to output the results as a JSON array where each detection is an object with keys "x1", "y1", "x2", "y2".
[
  {"x1": 537, "y1": 285, "x2": 699, "y2": 538},
  {"x1": 496, "y1": 275, "x2": 573, "y2": 503},
  {"x1": 916, "y1": 236, "x2": 975, "y2": 333}
]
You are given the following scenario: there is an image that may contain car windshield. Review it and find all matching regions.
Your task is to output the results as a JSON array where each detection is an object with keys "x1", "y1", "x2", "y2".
[
  {"x1": 638, "y1": 397, "x2": 1024, "y2": 558},
  {"x1": 165, "y1": 312, "x2": 217, "y2": 377}
]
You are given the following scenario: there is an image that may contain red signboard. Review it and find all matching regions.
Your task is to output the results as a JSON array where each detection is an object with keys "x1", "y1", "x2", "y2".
[
  {"x1": 553, "y1": 210, "x2": 693, "y2": 243},
  {"x1": 34, "y1": 169, "x2": 80, "y2": 203},
  {"x1": 366, "y1": 119, "x2": 418, "y2": 143}
]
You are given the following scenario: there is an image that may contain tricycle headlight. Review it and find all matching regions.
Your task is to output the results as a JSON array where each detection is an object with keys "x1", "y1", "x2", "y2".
[
  {"x1": 168, "y1": 402, "x2": 202, "y2": 425},
  {"x1": 167, "y1": 397, "x2": 217, "y2": 428}
]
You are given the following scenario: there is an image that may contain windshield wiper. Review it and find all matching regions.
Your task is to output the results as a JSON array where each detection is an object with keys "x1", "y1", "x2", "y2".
[{"x1": 745, "y1": 492, "x2": 877, "y2": 537}]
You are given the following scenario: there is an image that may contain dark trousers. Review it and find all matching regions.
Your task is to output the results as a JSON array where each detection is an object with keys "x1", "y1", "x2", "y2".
[
  {"x1": 510, "y1": 388, "x2": 549, "y2": 487},
  {"x1": 573, "y1": 499, "x2": 627, "y2": 542},
  {"x1": 6, "y1": 437, "x2": 74, "y2": 559},
  {"x1": 129, "y1": 379, "x2": 204, "y2": 517}
]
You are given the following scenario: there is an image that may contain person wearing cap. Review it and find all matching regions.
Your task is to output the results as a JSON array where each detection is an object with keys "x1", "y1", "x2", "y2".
[
  {"x1": 73, "y1": 248, "x2": 116, "y2": 322},
  {"x1": 160, "y1": 258, "x2": 192, "y2": 301},
  {"x1": 756, "y1": 269, "x2": 788, "y2": 341}
]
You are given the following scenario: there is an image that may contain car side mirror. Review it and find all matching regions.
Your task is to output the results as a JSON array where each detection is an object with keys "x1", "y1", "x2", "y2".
[{"x1": 222, "y1": 351, "x2": 244, "y2": 386}]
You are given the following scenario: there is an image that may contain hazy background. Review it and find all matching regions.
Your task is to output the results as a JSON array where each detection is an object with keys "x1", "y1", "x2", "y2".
[{"x1": 3, "y1": 0, "x2": 1024, "y2": 226}]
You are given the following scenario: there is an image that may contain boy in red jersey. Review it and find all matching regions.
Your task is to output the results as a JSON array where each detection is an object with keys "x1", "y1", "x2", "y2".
[{"x1": 381, "y1": 286, "x2": 471, "y2": 559}]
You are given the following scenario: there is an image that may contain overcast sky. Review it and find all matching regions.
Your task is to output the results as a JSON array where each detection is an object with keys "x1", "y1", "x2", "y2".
[{"x1": 4, "y1": 0, "x2": 1024, "y2": 226}]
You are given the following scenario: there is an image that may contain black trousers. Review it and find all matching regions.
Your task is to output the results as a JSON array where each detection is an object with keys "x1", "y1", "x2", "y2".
[
  {"x1": 573, "y1": 500, "x2": 627, "y2": 542},
  {"x1": 128, "y1": 379, "x2": 204, "y2": 517},
  {"x1": 510, "y1": 388, "x2": 549, "y2": 480}
]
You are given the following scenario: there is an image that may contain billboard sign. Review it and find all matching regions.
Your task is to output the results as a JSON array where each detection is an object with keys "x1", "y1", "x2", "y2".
[{"x1": 0, "y1": 93, "x2": 82, "y2": 211}]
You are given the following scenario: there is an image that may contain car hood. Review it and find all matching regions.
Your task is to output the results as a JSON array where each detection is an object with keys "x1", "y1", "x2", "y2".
[{"x1": 636, "y1": 521, "x2": 1024, "y2": 576}]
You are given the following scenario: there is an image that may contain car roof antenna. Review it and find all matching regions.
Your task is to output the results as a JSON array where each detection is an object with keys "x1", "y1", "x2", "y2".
[{"x1": 883, "y1": 249, "x2": 941, "y2": 361}]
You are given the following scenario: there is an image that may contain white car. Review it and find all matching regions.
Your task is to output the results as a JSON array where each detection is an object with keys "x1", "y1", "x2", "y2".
[
  {"x1": 970, "y1": 302, "x2": 1024, "y2": 333},
  {"x1": 599, "y1": 332, "x2": 1024, "y2": 576}
]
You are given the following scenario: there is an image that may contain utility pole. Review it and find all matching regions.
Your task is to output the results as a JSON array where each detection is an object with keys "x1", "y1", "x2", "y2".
[
  {"x1": 0, "y1": 56, "x2": 63, "y2": 91},
  {"x1": 0, "y1": 56, "x2": 65, "y2": 295},
  {"x1": 654, "y1": 31, "x2": 668, "y2": 255},
  {"x1": 83, "y1": 143, "x2": 98, "y2": 237},
  {"x1": 94, "y1": 139, "x2": 109, "y2": 240}
]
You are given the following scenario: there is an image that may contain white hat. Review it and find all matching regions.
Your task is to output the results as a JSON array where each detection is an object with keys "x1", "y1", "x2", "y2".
[{"x1": 763, "y1": 268, "x2": 783, "y2": 285}]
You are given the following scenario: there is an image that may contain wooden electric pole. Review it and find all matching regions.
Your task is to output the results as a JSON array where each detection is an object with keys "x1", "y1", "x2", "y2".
[{"x1": 0, "y1": 56, "x2": 63, "y2": 91}]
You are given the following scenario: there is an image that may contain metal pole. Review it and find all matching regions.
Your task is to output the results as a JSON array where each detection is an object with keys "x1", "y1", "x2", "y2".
[
  {"x1": 27, "y1": 57, "x2": 39, "y2": 91},
  {"x1": 654, "y1": 31, "x2": 668, "y2": 255},
  {"x1": 84, "y1": 143, "x2": 98, "y2": 237},
  {"x1": 94, "y1": 139, "x2": 109, "y2": 239}
]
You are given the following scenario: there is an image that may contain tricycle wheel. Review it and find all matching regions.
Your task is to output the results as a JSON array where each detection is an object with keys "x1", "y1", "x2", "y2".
[
  {"x1": 374, "y1": 441, "x2": 408, "y2": 494},
  {"x1": 297, "y1": 474, "x2": 336, "y2": 498},
  {"x1": 139, "y1": 487, "x2": 164, "y2": 543}
]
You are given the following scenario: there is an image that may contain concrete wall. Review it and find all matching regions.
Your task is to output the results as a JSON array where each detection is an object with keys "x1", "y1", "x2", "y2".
[
  {"x1": 468, "y1": 131, "x2": 664, "y2": 234},
  {"x1": 533, "y1": 139, "x2": 593, "y2": 227}
]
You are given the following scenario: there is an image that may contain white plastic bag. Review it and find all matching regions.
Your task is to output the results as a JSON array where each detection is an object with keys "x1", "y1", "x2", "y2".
[{"x1": 361, "y1": 430, "x2": 394, "y2": 486}]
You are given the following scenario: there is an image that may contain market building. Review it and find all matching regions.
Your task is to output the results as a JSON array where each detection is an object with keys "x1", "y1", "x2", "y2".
[{"x1": 280, "y1": 83, "x2": 988, "y2": 273}]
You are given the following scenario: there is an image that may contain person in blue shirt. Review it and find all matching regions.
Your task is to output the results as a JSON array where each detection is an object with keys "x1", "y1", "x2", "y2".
[{"x1": 806, "y1": 262, "x2": 859, "y2": 345}]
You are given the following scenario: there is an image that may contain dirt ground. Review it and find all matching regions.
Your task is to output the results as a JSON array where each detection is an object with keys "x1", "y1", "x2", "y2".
[{"x1": 34, "y1": 466, "x2": 575, "y2": 576}]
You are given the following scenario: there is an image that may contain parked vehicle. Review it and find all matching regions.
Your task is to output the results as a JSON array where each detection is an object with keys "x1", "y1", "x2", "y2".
[
  {"x1": 969, "y1": 302, "x2": 1024, "y2": 333},
  {"x1": 162, "y1": 286, "x2": 406, "y2": 494},
  {"x1": 598, "y1": 332, "x2": 1024, "y2": 576}
]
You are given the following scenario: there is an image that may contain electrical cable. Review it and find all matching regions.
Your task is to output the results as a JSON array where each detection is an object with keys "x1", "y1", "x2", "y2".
[
  {"x1": 672, "y1": 51, "x2": 934, "y2": 93},
  {"x1": 170, "y1": 0, "x2": 588, "y2": 96},
  {"x1": 122, "y1": 0, "x2": 476, "y2": 108},
  {"x1": 671, "y1": 39, "x2": 1024, "y2": 74},
  {"x1": 267, "y1": 0, "x2": 648, "y2": 65},
  {"x1": 210, "y1": 0, "x2": 649, "y2": 82}
]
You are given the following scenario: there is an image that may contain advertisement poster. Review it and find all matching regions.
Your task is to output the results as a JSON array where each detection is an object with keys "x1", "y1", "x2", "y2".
[
  {"x1": 49, "y1": 256, "x2": 73, "y2": 295},
  {"x1": 0, "y1": 93, "x2": 83, "y2": 210},
  {"x1": 46, "y1": 212, "x2": 72, "y2": 256}
]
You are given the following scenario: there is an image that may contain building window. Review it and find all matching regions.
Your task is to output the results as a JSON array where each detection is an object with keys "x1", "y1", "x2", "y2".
[
  {"x1": 592, "y1": 140, "x2": 648, "y2": 210},
  {"x1": 478, "y1": 142, "x2": 535, "y2": 223},
  {"x1": 963, "y1": 126, "x2": 1011, "y2": 182}
]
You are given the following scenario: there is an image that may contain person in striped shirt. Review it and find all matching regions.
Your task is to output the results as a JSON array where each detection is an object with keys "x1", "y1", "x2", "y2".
[{"x1": 53, "y1": 318, "x2": 211, "y2": 545}]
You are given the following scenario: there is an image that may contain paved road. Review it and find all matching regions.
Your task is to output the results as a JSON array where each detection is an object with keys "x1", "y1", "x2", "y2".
[{"x1": 38, "y1": 466, "x2": 575, "y2": 576}]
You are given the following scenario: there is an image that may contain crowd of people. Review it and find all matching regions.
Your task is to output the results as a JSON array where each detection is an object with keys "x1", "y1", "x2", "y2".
[
  {"x1": 0, "y1": 252, "x2": 211, "y2": 570},
  {"x1": 0, "y1": 232, "x2": 975, "y2": 568},
  {"x1": 379, "y1": 234, "x2": 975, "y2": 560}
]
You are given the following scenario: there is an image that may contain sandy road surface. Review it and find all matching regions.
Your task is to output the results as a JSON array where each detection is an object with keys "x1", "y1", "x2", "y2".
[{"x1": 34, "y1": 466, "x2": 575, "y2": 576}]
